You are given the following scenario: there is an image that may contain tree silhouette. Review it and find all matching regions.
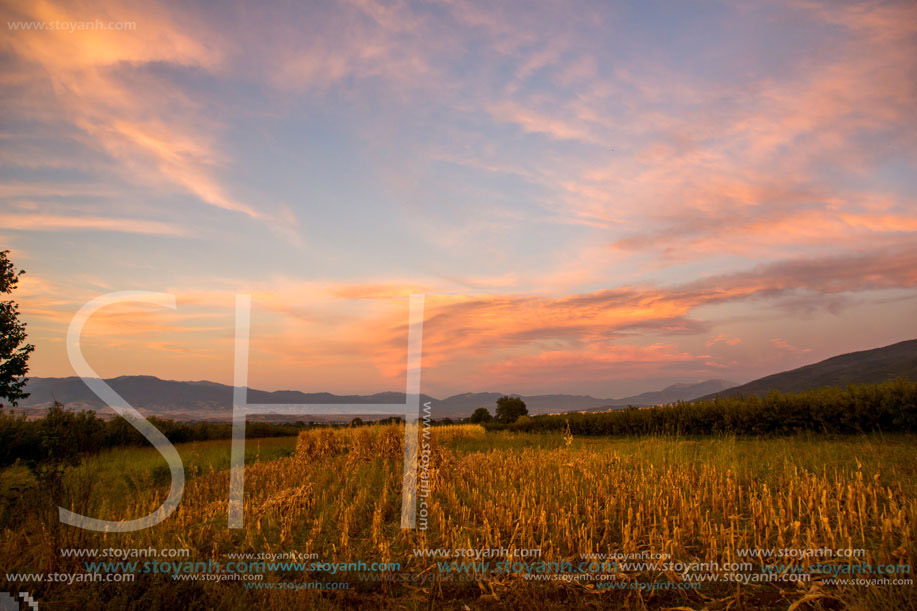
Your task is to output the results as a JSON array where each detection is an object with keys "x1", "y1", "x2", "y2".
[
  {"x1": 495, "y1": 396, "x2": 527, "y2": 423},
  {"x1": 470, "y1": 407, "x2": 492, "y2": 423},
  {"x1": 0, "y1": 250, "x2": 34, "y2": 408}
]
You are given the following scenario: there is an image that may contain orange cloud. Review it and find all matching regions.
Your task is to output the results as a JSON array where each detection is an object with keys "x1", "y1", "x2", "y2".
[
  {"x1": 771, "y1": 338, "x2": 812, "y2": 355},
  {"x1": 1, "y1": 0, "x2": 296, "y2": 236},
  {"x1": 17, "y1": 241, "x2": 917, "y2": 394},
  {"x1": 482, "y1": 343, "x2": 702, "y2": 387},
  {"x1": 0, "y1": 212, "x2": 186, "y2": 236},
  {"x1": 706, "y1": 334, "x2": 741, "y2": 348},
  {"x1": 465, "y1": 0, "x2": 917, "y2": 275}
]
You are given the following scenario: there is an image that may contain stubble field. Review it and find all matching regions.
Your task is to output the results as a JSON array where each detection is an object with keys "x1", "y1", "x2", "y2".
[{"x1": 1, "y1": 425, "x2": 915, "y2": 610}]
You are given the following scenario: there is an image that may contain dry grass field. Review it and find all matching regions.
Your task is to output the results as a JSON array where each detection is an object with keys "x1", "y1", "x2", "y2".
[{"x1": 1, "y1": 425, "x2": 915, "y2": 609}]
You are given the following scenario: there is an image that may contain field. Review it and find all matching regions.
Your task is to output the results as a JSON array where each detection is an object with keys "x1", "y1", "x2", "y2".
[{"x1": 1, "y1": 426, "x2": 915, "y2": 610}]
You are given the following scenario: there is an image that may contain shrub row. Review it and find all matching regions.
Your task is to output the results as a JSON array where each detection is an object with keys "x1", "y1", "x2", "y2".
[
  {"x1": 484, "y1": 379, "x2": 917, "y2": 436},
  {"x1": 0, "y1": 404, "x2": 303, "y2": 467}
]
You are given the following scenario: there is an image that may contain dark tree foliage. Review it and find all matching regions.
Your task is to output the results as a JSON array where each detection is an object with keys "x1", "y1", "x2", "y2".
[
  {"x1": 0, "y1": 250, "x2": 34, "y2": 408},
  {"x1": 484, "y1": 380, "x2": 917, "y2": 436},
  {"x1": 470, "y1": 407, "x2": 492, "y2": 423},
  {"x1": 0, "y1": 407, "x2": 304, "y2": 468},
  {"x1": 495, "y1": 395, "x2": 528, "y2": 423}
]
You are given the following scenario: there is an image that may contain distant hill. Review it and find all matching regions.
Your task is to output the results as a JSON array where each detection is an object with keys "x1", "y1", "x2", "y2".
[
  {"x1": 14, "y1": 376, "x2": 735, "y2": 420},
  {"x1": 15, "y1": 375, "x2": 438, "y2": 421},
  {"x1": 697, "y1": 339, "x2": 917, "y2": 400},
  {"x1": 606, "y1": 379, "x2": 736, "y2": 408},
  {"x1": 435, "y1": 392, "x2": 614, "y2": 416},
  {"x1": 412, "y1": 381, "x2": 736, "y2": 416}
]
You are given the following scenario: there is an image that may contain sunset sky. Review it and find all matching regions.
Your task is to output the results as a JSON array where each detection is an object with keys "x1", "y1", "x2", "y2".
[{"x1": 2, "y1": 0, "x2": 915, "y2": 398}]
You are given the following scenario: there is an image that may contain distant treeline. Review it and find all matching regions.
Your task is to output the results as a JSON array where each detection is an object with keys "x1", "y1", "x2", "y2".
[
  {"x1": 0, "y1": 404, "x2": 305, "y2": 468},
  {"x1": 484, "y1": 380, "x2": 917, "y2": 436}
]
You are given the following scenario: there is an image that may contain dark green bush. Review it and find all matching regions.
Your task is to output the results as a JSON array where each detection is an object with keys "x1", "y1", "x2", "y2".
[
  {"x1": 0, "y1": 403, "x2": 304, "y2": 468},
  {"x1": 483, "y1": 379, "x2": 917, "y2": 437}
]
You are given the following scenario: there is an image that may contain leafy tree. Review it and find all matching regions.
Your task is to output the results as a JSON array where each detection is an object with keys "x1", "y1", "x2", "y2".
[
  {"x1": 0, "y1": 251, "x2": 34, "y2": 408},
  {"x1": 495, "y1": 395, "x2": 528, "y2": 423},
  {"x1": 350, "y1": 417, "x2": 364, "y2": 427},
  {"x1": 470, "y1": 407, "x2": 492, "y2": 423},
  {"x1": 38, "y1": 402, "x2": 105, "y2": 464}
]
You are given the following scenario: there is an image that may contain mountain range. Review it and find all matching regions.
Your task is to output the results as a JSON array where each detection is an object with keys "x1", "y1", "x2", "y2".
[
  {"x1": 12, "y1": 339, "x2": 917, "y2": 420},
  {"x1": 12, "y1": 376, "x2": 734, "y2": 421}
]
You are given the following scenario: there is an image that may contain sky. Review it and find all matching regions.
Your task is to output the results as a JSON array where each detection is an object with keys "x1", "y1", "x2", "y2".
[{"x1": 1, "y1": 0, "x2": 915, "y2": 399}]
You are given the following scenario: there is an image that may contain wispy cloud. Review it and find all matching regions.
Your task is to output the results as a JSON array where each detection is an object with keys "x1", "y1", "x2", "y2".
[
  {"x1": 0, "y1": 212, "x2": 186, "y2": 236},
  {"x1": 771, "y1": 338, "x2": 812, "y2": 355},
  {"x1": 1, "y1": 0, "x2": 297, "y2": 238},
  {"x1": 23, "y1": 242, "x2": 911, "y2": 393}
]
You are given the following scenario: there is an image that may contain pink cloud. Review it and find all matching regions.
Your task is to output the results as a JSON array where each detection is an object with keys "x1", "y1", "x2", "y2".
[
  {"x1": 770, "y1": 338, "x2": 812, "y2": 355},
  {"x1": 706, "y1": 334, "x2": 742, "y2": 348},
  {"x1": 0, "y1": 212, "x2": 186, "y2": 236}
]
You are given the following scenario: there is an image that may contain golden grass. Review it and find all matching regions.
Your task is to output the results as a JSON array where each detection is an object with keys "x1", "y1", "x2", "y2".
[{"x1": 0, "y1": 428, "x2": 914, "y2": 610}]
